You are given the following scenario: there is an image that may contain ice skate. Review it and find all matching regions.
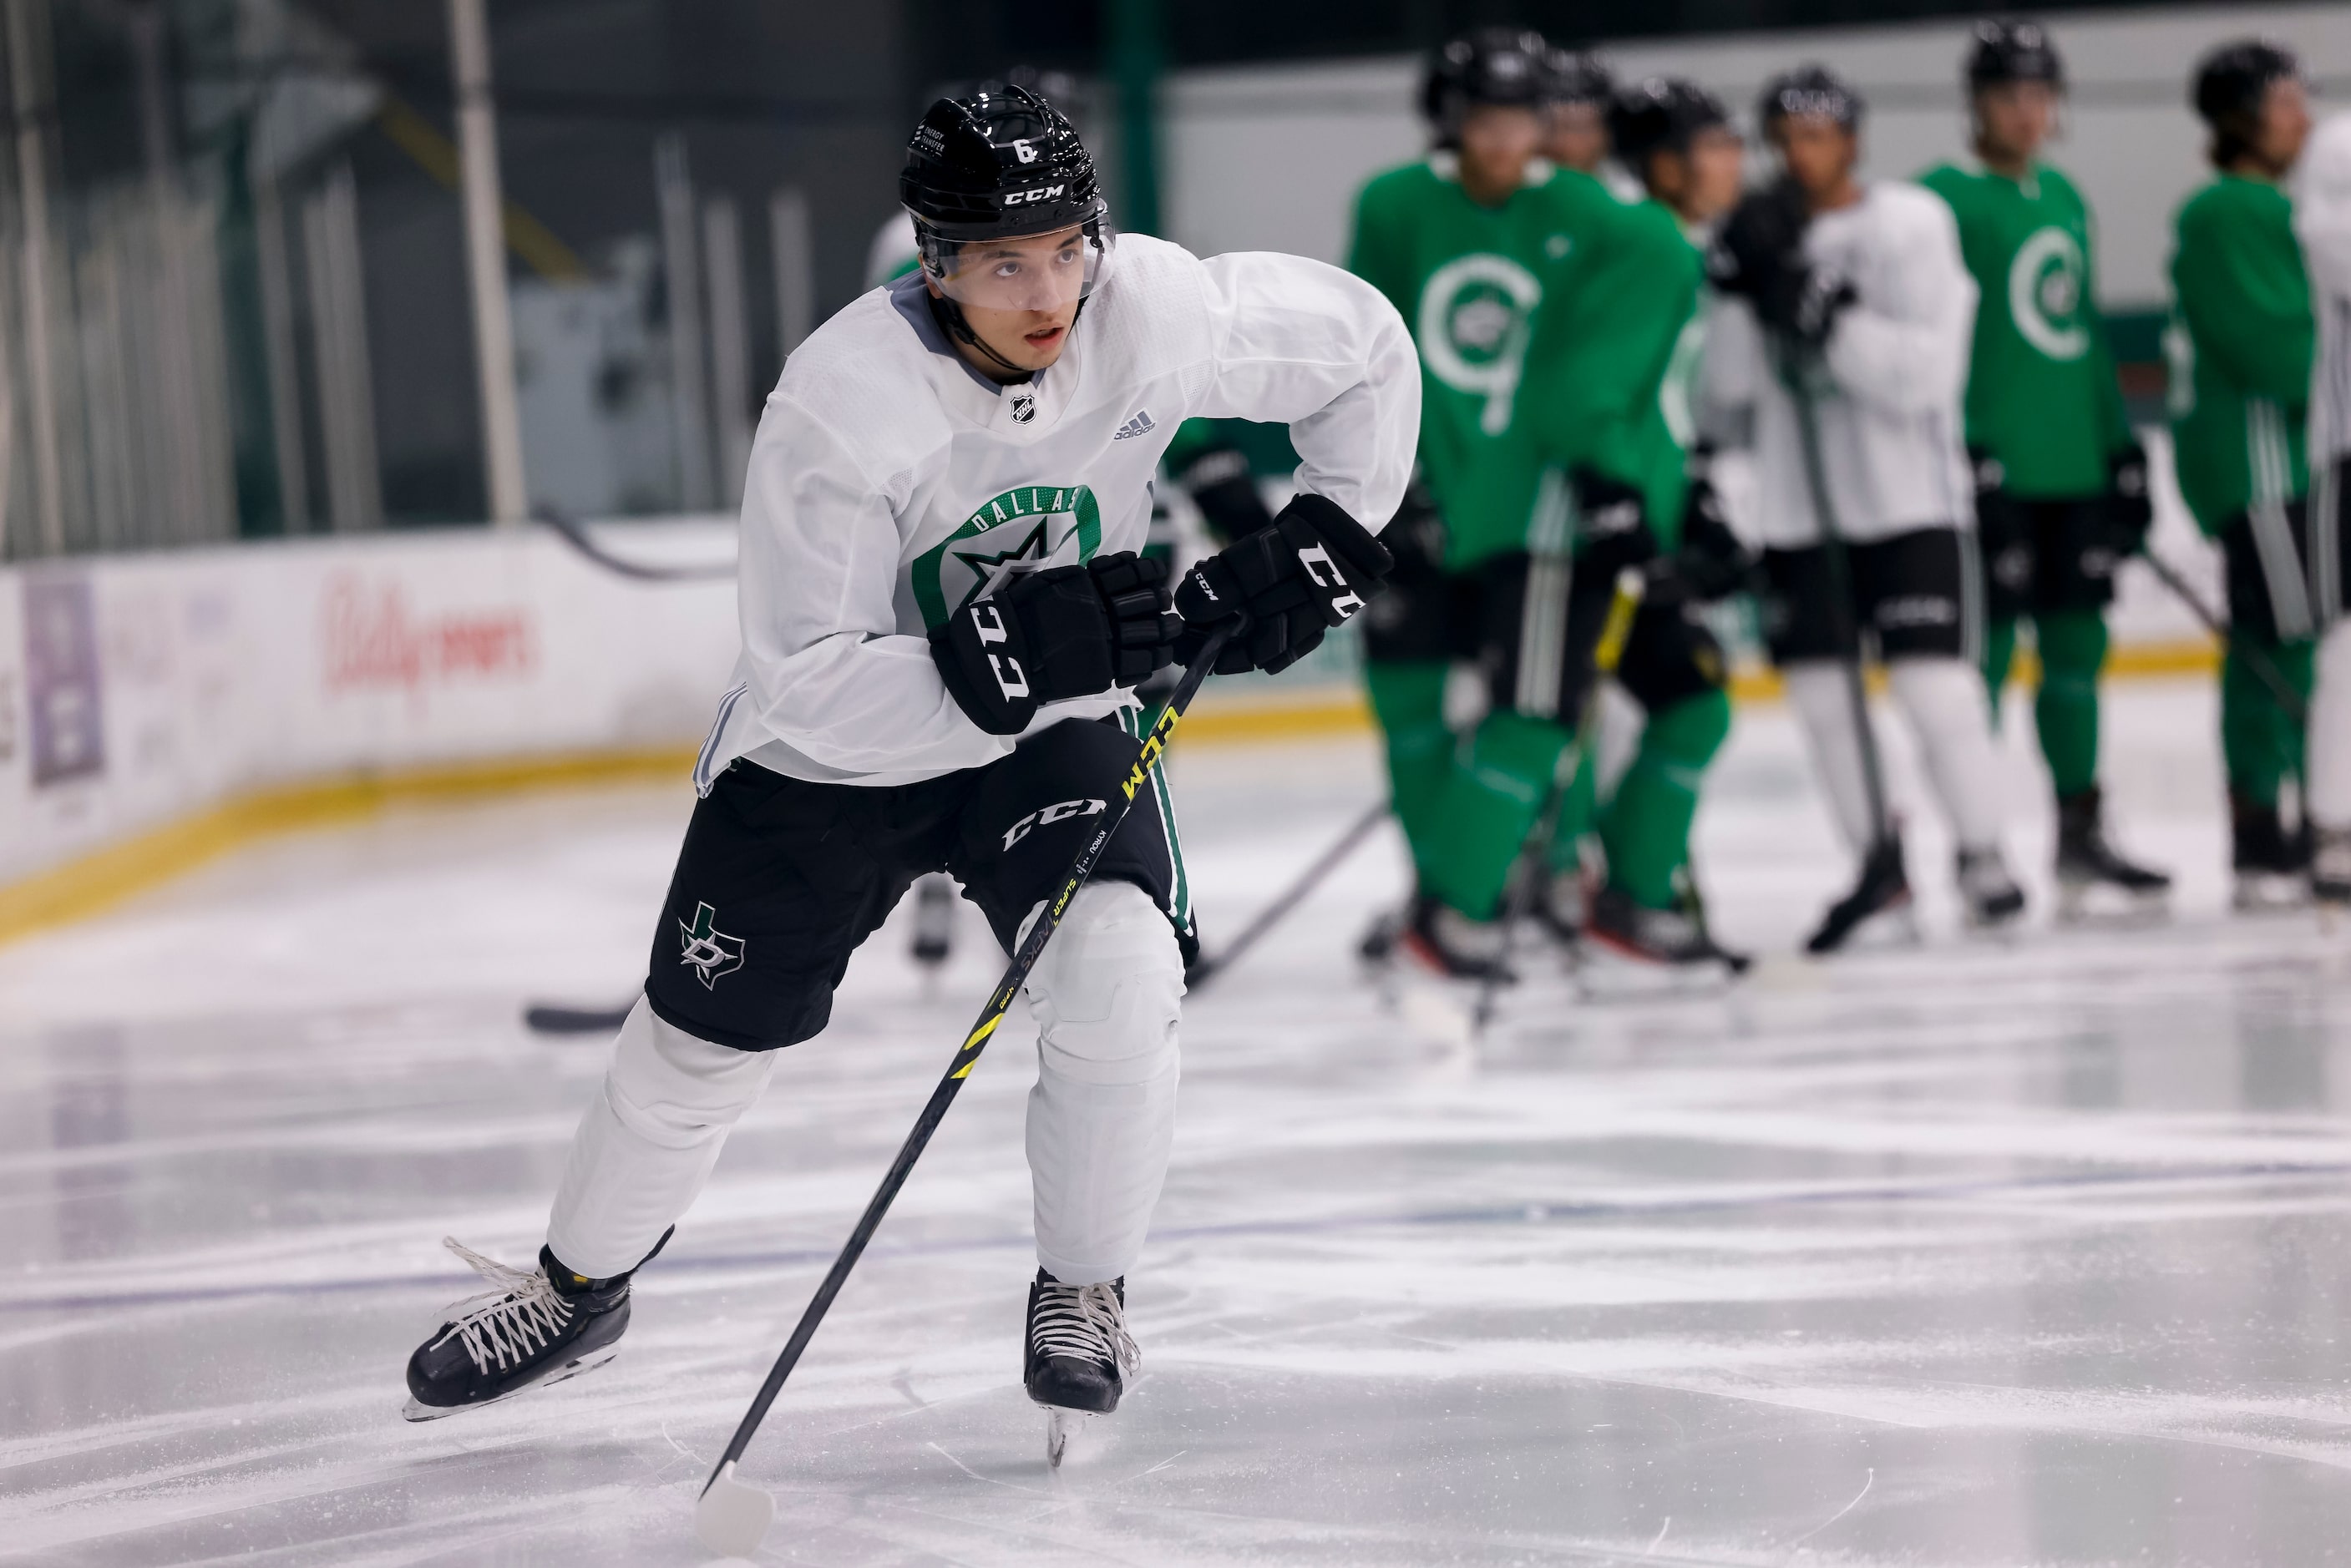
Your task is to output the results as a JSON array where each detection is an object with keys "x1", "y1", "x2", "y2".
[
  {"x1": 2052, "y1": 787, "x2": 2170, "y2": 922},
  {"x1": 1356, "y1": 900, "x2": 1410, "y2": 964},
  {"x1": 1957, "y1": 847, "x2": 2027, "y2": 932},
  {"x1": 2232, "y1": 794, "x2": 2312, "y2": 912},
  {"x1": 2313, "y1": 826, "x2": 2351, "y2": 906},
  {"x1": 1805, "y1": 838, "x2": 1917, "y2": 954},
  {"x1": 1396, "y1": 894, "x2": 1515, "y2": 981},
  {"x1": 1026, "y1": 1270, "x2": 1139, "y2": 1468},
  {"x1": 403, "y1": 1236, "x2": 656, "y2": 1419},
  {"x1": 1578, "y1": 883, "x2": 1749, "y2": 997}
]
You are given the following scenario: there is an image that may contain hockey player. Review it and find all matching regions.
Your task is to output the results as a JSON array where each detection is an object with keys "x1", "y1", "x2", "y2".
[
  {"x1": 1706, "y1": 64, "x2": 2024, "y2": 950},
  {"x1": 2300, "y1": 113, "x2": 2351, "y2": 900},
  {"x1": 1551, "y1": 75, "x2": 1753, "y2": 969},
  {"x1": 1919, "y1": 19, "x2": 2171, "y2": 918},
  {"x1": 401, "y1": 86, "x2": 1414, "y2": 1427},
  {"x1": 2170, "y1": 42, "x2": 2318, "y2": 908},
  {"x1": 1347, "y1": 29, "x2": 1690, "y2": 974},
  {"x1": 1541, "y1": 47, "x2": 1614, "y2": 178}
]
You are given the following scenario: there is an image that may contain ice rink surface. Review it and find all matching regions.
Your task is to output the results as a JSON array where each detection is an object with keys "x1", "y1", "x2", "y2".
[{"x1": 12, "y1": 677, "x2": 2351, "y2": 1565}]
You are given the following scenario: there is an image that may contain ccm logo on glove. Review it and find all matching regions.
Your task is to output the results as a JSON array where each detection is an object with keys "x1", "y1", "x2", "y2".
[
  {"x1": 1173, "y1": 492, "x2": 1395, "y2": 676},
  {"x1": 930, "y1": 550, "x2": 1183, "y2": 736}
]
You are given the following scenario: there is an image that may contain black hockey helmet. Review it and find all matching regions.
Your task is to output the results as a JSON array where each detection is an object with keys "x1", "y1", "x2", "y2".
[
  {"x1": 2192, "y1": 38, "x2": 2302, "y2": 163},
  {"x1": 1757, "y1": 63, "x2": 1865, "y2": 134},
  {"x1": 1421, "y1": 28, "x2": 1552, "y2": 146},
  {"x1": 901, "y1": 83, "x2": 1105, "y2": 245},
  {"x1": 1610, "y1": 76, "x2": 1731, "y2": 171},
  {"x1": 900, "y1": 83, "x2": 1110, "y2": 370},
  {"x1": 1542, "y1": 46, "x2": 1615, "y2": 109},
  {"x1": 1966, "y1": 18, "x2": 2064, "y2": 90}
]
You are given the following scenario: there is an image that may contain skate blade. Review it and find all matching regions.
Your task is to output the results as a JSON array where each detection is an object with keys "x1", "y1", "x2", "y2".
[
  {"x1": 1045, "y1": 1406, "x2": 1105, "y2": 1469},
  {"x1": 1835, "y1": 905, "x2": 1923, "y2": 953},
  {"x1": 2234, "y1": 874, "x2": 2313, "y2": 913},
  {"x1": 398, "y1": 1346, "x2": 618, "y2": 1422},
  {"x1": 695, "y1": 1459, "x2": 776, "y2": 1557},
  {"x1": 2056, "y1": 882, "x2": 2171, "y2": 928},
  {"x1": 1572, "y1": 945, "x2": 1743, "y2": 1003}
]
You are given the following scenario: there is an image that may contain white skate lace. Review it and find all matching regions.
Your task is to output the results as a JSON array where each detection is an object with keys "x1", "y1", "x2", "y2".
[
  {"x1": 1031, "y1": 1280, "x2": 1141, "y2": 1377},
  {"x1": 424, "y1": 1238, "x2": 575, "y2": 1374}
]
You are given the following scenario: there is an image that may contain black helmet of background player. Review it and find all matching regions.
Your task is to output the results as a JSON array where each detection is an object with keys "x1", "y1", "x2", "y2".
[
  {"x1": 1609, "y1": 76, "x2": 1730, "y2": 187},
  {"x1": 1756, "y1": 63, "x2": 1866, "y2": 137},
  {"x1": 2192, "y1": 39, "x2": 2307, "y2": 173},
  {"x1": 900, "y1": 83, "x2": 1111, "y2": 367},
  {"x1": 1420, "y1": 28, "x2": 1551, "y2": 150},
  {"x1": 1542, "y1": 46, "x2": 1615, "y2": 174},
  {"x1": 1966, "y1": 17, "x2": 2063, "y2": 93}
]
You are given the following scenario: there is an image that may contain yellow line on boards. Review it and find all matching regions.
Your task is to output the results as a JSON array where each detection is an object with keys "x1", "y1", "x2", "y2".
[
  {"x1": 0, "y1": 746, "x2": 697, "y2": 949},
  {"x1": 0, "y1": 637, "x2": 2222, "y2": 950}
]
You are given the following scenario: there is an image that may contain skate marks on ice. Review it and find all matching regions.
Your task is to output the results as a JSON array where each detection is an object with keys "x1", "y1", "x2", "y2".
[{"x1": 14, "y1": 707, "x2": 2351, "y2": 1561}]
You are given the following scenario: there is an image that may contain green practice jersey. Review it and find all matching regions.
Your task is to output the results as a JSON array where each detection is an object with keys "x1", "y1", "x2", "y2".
[
  {"x1": 1348, "y1": 159, "x2": 1617, "y2": 566},
  {"x1": 2168, "y1": 174, "x2": 2314, "y2": 534},
  {"x1": 1521, "y1": 195, "x2": 1708, "y2": 546},
  {"x1": 1919, "y1": 159, "x2": 2128, "y2": 498}
]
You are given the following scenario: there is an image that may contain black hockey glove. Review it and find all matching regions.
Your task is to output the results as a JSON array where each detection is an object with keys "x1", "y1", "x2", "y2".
[
  {"x1": 929, "y1": 551, "x2": 1183, "y2": 736},
  {"x1": 1569, "y1": 468, "x2": 1659, "y2": 584},
  {"x1": 1175, "y1": 444, "x2": 1277, "y2": 545},
  {"x1": 2105, "y1": 439, "x2": 2154, "y2": 554},
  {"x1": 1174, "y1": 492, "x2": 1393, "y2": 675},
  {"x1": 1708, "y1": 177, "x2": 1808, "y2": 307},
  {"x1": 1710, "y1": 178, "x2": 1850, "y2": 352},
  {"x1": 1665, "y1": 470, "x2": 1756, "y2": 604}
]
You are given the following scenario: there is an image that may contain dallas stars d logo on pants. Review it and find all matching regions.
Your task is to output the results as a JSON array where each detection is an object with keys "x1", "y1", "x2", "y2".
[{"x1": 678, "y1": 901, "x2": 745, "y2": 989}]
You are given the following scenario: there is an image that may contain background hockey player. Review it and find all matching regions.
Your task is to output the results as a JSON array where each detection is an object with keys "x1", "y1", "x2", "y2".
[
  {"x1": 1532, "y1": 73, "x2": 1752, "y2": 970},
  {"x1": 1705, "y1": 64, "x2": 2024, "y2": 950},
  {"x1": 2169, "y1": 41, "x2": 2317, "y2": 909},
  {"x1": 1344, "y1": 26, "x2": 1568, "y2": 974},
  {"x1": 1541, "y1": 46, "x2": 1614, "y2": 179},
  {"x1": 2300, "y1": 111, "x2": 2351, "y2": 902},
  {"x1": 401, "y1": 84, "x2": 1415, "y2": 1432},
  {"x1": 1345, "y1": 28, "x2": 1689, "y2": 974},
  {"x1": 1919, "y1": 18, "x2": 2171, "y2": 918}
]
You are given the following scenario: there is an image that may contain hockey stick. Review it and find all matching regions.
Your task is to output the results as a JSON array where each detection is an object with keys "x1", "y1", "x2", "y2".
[
  {"x1": 2137, "y1": 549, "x2": 2310, "y2": 726},
  {"x1": 524, "y1": 999, "x2": 637, "y2": 1035},
  {"x1": 539, "y1": 507, "x2": 737, "y2": 582},
  {"x1": 694, "y1": 623, "x2": 1233, "y2": 1558},
  {"x1": 1472, "y1": 569, "x2": 1644, "y2": 1038},
  {"x1": 1183, "y1": 798, "x2": 1387, "y2": 990},
  {"x1": 1781, "y1": 350, "x2": 1898, "y2": 854}
]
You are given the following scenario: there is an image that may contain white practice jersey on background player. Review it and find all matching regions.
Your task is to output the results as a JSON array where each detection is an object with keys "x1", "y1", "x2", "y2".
[
  {"x1": 696, "y1": 234, "x2": 1418, "y2": 792},
  {"x1": 1703, "y1": 180, "x2": 1979, "y2": 547},
  {"x1": 2301, "y1": 114, "x2": 2351, "y2": 480}
]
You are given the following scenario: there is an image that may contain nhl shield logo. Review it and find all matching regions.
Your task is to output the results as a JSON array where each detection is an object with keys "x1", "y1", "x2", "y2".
[
  {"x1": 1010, "y1": 390, "x2": 1037, "y2": 424},
  {"x1": 678, "y1": 901, "x2": 746, "y2": 989}
]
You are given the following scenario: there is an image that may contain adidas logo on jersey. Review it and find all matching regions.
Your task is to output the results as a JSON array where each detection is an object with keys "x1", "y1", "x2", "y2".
[{"x1": 1112, "y1": 409, "x2": 1156, "y2": 441}]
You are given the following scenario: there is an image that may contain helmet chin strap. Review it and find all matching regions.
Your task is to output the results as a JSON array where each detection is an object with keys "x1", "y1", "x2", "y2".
[{"x1": 926, "y1": 286, "x2": 1088, "y2": 383}]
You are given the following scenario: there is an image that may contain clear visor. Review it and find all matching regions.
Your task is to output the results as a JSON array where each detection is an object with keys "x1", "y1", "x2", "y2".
[{"x1": 922, "y1": 220, "x2": 1110, "y2": 313}]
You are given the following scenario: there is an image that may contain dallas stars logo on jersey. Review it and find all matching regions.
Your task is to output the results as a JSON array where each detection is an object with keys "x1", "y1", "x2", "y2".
[
  {"x1": 912, "y1": 484, "x2": 1104, "y2": 629},
  {"x1": 1416, "y1": 254, "x2": 1543, "y2": 435},
  {"x1": 678, "y1": 901, "x2": 745, "y2": 989},
  {"x1": 2009, "y1": 225, "x2": 2089, "y2": 362}
]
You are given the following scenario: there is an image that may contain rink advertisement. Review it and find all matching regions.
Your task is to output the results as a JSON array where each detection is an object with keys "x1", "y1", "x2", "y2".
[{"x1": 0, "y1": 522, "x2": 741, "y2": 903}]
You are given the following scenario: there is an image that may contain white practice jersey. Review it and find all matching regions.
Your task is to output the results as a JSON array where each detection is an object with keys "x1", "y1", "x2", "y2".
[
  {"x1": 694, "y1": 234, "x2": 1419, "y2": 792},
  {"x1": 2301, "y1": 114, "x2": 2351, "y2": 482},
  {"x1": 1701, "y1": 180, "x2": 1979, "y2": 548}
]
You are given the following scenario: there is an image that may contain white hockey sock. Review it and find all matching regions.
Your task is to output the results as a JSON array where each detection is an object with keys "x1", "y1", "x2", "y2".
[
  {"x1": 1021, "y1": 879, "x2": 1183, "y2": 1286},
  {"x1": 545, "y1": 997, "x2": 776, "y2": 1278},
  {"x1": 1781, "y1": 660, "x2": 1880, "y2": 854},
  {"x1": 2309, "y1": 622, "x2": 2351, "y2": 830},
  {"x1": 1887, "y1": 657, "x2": 2006, "y2": 855}
]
